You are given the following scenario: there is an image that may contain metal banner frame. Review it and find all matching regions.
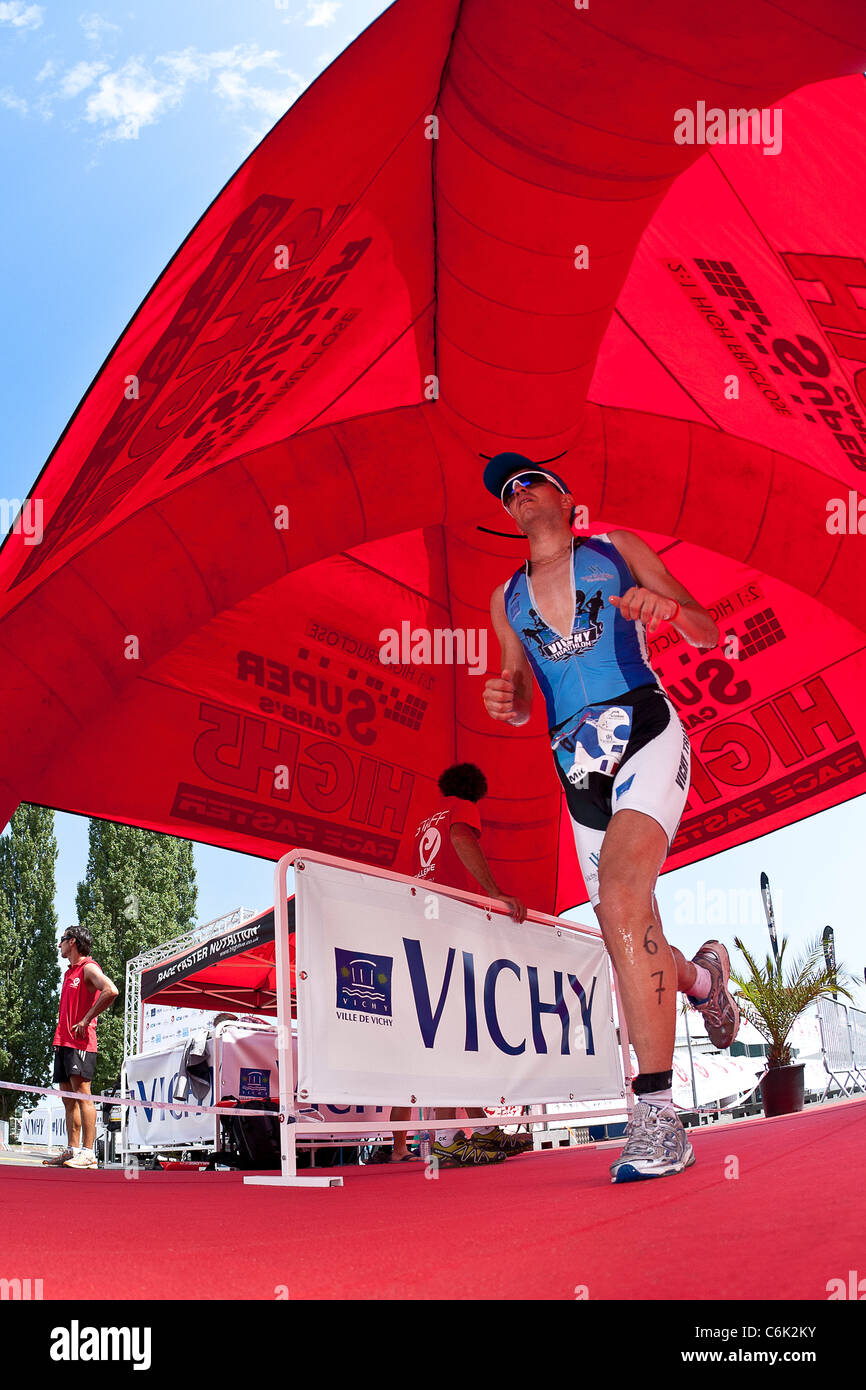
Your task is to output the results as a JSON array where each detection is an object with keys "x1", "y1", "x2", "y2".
[
  {"x1": 816, "y1": 997, "x2": 863, "y2": 1100},
  {"x1": 244, "y1": 849, "x2": 633, "y2": 1191},
  {"x1": 849, "y1": 1007, "x2": 866, "y2": 1087}
]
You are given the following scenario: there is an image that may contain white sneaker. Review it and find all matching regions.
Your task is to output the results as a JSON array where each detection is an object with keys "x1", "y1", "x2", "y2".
[
  {"x1": 63, "y1": 1150, "x2": 98, "y2": 1169},
  {"x1": 610, "y1": 1103, "x2": 695, "y2": 1183}
]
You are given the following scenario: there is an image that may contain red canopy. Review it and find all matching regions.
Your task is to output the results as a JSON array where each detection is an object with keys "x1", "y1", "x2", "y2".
[
  {"x1": 140, "y1": 900, "x2": 295, "y2": 1015},
  {"x1": 1, "y1": 0, "x2": 865, "y2": 912}
]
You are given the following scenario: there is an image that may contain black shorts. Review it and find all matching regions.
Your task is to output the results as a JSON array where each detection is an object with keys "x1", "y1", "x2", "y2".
[
  {"x1": 53, "y1": 1046, "x2": 97, "y2": 1084},
  {"x1": 551, "y1": 683, "x2": 691, "y2": 907}
]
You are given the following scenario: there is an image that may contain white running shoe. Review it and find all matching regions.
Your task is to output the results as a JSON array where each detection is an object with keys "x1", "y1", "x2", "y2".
[
  {"x1": 63, "y1": 1150, "x2": 98, "y2": 1169},
  {"x1": 609, "y1": 1102, "x2": 695, "y2": 1183}
]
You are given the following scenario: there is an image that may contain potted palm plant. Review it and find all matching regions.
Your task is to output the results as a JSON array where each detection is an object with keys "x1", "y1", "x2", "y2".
[{"x1": 731, "y1": 934, "x2": 853, "y2": 1117}]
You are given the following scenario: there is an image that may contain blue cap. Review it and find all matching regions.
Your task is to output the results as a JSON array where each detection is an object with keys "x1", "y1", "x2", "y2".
[{"x1": 482, "y1": 452, "x2": 570, "y2": 501}]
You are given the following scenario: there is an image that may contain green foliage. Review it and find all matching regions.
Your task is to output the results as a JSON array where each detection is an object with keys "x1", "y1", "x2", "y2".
[
  {"x1": 0, "y1": 806, "x2": 59, "y2": 1120},
  {"x1": 75, "y1": 822, "x2": 197, "y2": 1093},
  {"x1": 731, "y1": 934, "x2": 853, "y2": 1069}
]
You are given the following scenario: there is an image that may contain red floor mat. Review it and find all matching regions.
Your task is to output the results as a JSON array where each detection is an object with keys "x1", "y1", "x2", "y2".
[{"x1": 3, "y1": 1098, "x2": 863, "y2": 1300}]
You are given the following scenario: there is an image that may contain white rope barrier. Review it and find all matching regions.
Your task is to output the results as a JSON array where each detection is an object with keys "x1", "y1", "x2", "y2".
[
  {"x1": 0, "y1": 1078, "x2": 280, "y2": 1121},
  {"x1": 0, "y1": 1079, "x2": 628, "y2": 1135}
]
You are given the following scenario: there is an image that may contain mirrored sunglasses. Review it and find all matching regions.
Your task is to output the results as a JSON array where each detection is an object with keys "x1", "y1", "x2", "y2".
[{"x1": 500, "y1": 471, "x2": 552, "y2": 503}]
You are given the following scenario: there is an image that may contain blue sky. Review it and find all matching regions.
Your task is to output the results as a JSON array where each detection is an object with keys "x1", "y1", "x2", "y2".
[{"x1": 1, "y1": 1, "x2": 863, "y2": 1003}]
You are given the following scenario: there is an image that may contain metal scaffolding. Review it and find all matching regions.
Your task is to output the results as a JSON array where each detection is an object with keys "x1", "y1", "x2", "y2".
[{"x1": 123, "y1": 906, "x2": 258, "y2": 1059}]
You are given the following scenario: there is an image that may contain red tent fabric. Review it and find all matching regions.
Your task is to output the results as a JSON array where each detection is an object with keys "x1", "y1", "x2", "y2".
[
  {"x1": 139, "y1": 901, "x2": 295, "y2": 1015},
  {"x1": 1, "y1": 1, "x2": 865, "y2": 912}
]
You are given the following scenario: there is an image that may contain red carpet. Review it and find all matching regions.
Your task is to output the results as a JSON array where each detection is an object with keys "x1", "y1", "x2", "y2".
[{"x1": 5, "y1": 1099, "x2": 864, "y2": 1300}]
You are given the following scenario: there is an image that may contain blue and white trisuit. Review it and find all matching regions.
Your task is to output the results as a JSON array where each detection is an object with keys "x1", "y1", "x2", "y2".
[{"x1": 504, "y1": 535, "x2": 691, "y2": 906}]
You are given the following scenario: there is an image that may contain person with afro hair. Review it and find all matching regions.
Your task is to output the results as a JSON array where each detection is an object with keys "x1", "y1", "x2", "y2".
[{"x1": 382, "y1": 763, "x2": 529, "y2": 1166}]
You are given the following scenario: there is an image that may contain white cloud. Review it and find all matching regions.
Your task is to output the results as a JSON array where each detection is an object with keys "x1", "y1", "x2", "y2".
[
  {"x1": 79, "y1": 12, "x2": 120, "y2": 44},
  {"x1": 305, "y1": 2, "x2": 340, "y2": 27},
  {"x1": 59, "y1": 59, "x2": 108, "y2": 98},
  {"x1": 0, "y1": 86, "x2": 28, "y2": 112},
  {"x1": 212, "y1": 69, "x2": 302, "y2": 121},
  {"x1": 0, "y1": 2, "x2": 43, "y2": 29},
  {"x1": 83, "y1": 57, "x2": 184, "y2": 140},
  {"x1": 156, "y1": 46, "x2": 283, "y2": 85},
  {"x1": 78, "y1": 45, "x2": 304, "y2": 142},
  {"x1": 1, "y1": 39, "x2": 304, "y2": 143}
]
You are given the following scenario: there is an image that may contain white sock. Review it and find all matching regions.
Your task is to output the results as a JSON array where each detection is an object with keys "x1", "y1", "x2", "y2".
[
  {"x1": 638, "y1": 1088, "x2": 673, "y2": 1110},
  {"x1": 72, "y1": 1146, "x2": 81, "y2": 1155},
  {"x1": 80, "y1": 1147, "x2": 94, "y2": 1157},
  {"x1": 435, "y1": 1130, "x2": 454, "y2": 1146},
  {"x1": 472, "y1": 1125, "x2": 495, "y2": 1135},
  {"x1": 689, "y1": 963, "x2": 712, "y2": 1001}
]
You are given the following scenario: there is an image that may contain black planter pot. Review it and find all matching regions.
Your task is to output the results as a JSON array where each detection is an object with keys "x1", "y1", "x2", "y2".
[{"x1": 760, "y1": 1062, "x2": 806, "y2": 1117}]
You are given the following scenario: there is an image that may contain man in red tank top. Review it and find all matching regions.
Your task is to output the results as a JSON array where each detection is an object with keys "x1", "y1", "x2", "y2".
[{"x1": 43, "y1": 924, "x2": 119, "y2": 1170}]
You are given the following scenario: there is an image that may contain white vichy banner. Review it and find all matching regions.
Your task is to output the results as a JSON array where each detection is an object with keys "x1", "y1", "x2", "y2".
[
  {"x1": 295, "y1": 859, "x2": 624, "y2": 1106},
  {"x1": 125, "y1": 1042, "x2": 216, "y2": 1149}
]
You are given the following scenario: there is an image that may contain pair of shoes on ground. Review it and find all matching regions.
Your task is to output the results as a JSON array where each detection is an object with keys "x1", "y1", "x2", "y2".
[
  {"x1": 431, "y1": 1126, "x2": 532, "y2": 1167},
  {"x1": 41, "y1": 1148, "x2": 98, "y2": 1169}
]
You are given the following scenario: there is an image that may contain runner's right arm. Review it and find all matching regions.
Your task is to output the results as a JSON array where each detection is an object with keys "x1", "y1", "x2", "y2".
[{"x1": 483, "y1": 583, "x2": 534, "y2": 726}]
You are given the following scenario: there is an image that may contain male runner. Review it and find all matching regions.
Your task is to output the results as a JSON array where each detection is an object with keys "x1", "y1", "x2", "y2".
[
  {"x1": 481, "y1": 453, "x2": 740, "y2": 1183},
  {"x1": 386, "y1": 763, "x2": 530, "y2": 1166},
  {"x1": 43, "y1": 925, "x2": 119, "y2": 1170}
]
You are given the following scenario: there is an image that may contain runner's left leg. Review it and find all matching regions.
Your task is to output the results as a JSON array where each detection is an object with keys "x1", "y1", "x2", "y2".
[{"x1": 595, "y1": 809, "x2": 676, "y2": 1073}]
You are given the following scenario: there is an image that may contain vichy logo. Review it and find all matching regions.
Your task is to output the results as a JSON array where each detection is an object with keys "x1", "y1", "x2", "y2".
[
  {"x1": 239, "y1": 1067, "x2": 271, "y2": 1098},
  {"x1": 50, "y1": 1321, "x2": 152, "y2": 1371},
  {"x1": 335, "y1": 949, "x2": 393, "y2": 1016}
]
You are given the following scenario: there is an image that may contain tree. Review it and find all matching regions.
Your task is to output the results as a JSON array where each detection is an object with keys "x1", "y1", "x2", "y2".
[
  {"x1": 75, "y1": 821, "x2": 198, "y2": 1092},
  {"x1": 0, "y1": 805, "x2": 59, "y2": 1122}
]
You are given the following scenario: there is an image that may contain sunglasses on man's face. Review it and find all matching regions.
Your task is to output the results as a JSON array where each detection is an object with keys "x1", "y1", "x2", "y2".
[{"x1": 501, "y1": 472, "x2": 553, "y2": 503}]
